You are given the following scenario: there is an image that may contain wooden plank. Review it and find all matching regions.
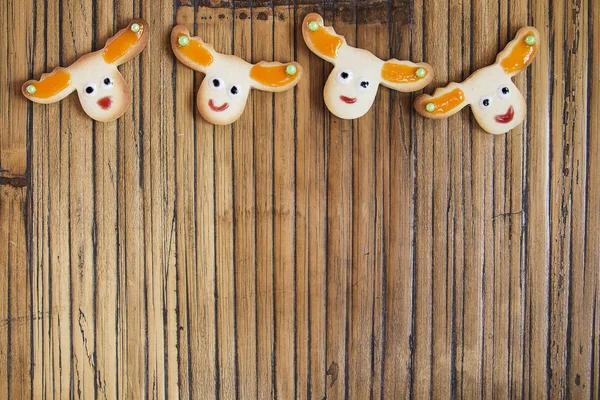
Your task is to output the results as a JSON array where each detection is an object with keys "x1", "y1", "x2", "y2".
[
  {"x1": 412, "y1": 0, "x2": 435, "y2": 394},
  {"x1": 252, "y1": 5, "x2": 276, "y2": 399},
  {"x1": 295, "y1": 4, "x2": 328, "y2": 399},
  {"x1": 525, "y1": 0, "x2": 552, "y2": 397},
  {"x1": 30, "y1": 0, "x2": 67, "y2": 397},
  {"x1": 427, "y1": 0, "x2": 453, "y2": 395},
  {"x1": 0, "y1": 186, "x2": 30, "y2": 399},
  {"x1": 445, "y1": 0, "x2": 471, "y2": 397},
  {"x1": 324, "y1": 6, "x2": 353, "y2": 399},
  {"x1": 93, "y1": 3, "x2": 120, "y2": 399},
  {"x1": 115, "y1": 0, "x2": 147, "y2": 397},
  {"x1": 499, "y1": 0, "x2": 529, "y2": 396},
  {"x1": 272, "y1": 3, "x2": 297, "y2": 398},
  {"x1": 0, "y1": 0, "x2": 30, "y2": 178},
  {"x1": 209, "y1": 7, "x2": 237, "y2": 399},
  {"x1": 59, "y1": 0, "x2": 97, "y2": 397},
  {"x1": 29, "y1": 1, "x2": 50, "y2": 396},
  {"x1": 347, "y1": 5, "x2": 381, "y2": 398},
  {"x1": 139, "y1": 0, "x2": 178, "y2": 396},
  {"x1": 232, "y1": 6, "x2": 258, "y2": 400},
  {"x1": 568, "y1": 0, "x2": 600, "y2": 396},
  {"x1": 174, "y1": 4, "x2": 199, "y2": 399},
  {"x1": 381, "y1": 6, "x2": 416, "y2": 399},
  {"x1": 0, "y1": 0, "x2": 32, "y2": 398}
]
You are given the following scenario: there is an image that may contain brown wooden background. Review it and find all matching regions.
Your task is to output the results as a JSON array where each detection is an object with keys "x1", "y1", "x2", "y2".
[{"x1": 1, "y1": 0, "x2": 599, "y2": 398}]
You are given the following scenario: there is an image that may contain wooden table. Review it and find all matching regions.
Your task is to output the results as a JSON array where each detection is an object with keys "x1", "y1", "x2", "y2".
[{"x1": 1, "y1": 0, "x2": 598, "y2": 398}]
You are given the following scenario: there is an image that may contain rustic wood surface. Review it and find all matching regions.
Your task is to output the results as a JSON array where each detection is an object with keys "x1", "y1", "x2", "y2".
[{"x1": 1, "y1": 0, "x2": 599, "y2": 398}]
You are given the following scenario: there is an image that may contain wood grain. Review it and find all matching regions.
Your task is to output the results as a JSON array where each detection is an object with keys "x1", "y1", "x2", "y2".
[{"x1": 1, "y1": 0, "x2": 599, "y2": 398}]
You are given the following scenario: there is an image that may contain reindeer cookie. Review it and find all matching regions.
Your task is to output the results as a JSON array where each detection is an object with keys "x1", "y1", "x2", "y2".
[
  {"x1": 302, "y1": 13, "x2": 433, "y2": 120},
  {"x1": 22, "y1": 20, "x2": 149, "y2": 122},
  {"x1": 171, "y1": 25, "x2": 303, "y2": 125},
  {"x1": 414, "y1": 27, "x2": 540, "y2": 135}
]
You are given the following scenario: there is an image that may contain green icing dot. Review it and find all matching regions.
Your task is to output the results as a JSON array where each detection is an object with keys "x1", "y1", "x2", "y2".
[
  {"x1": 178, "y1": 35, "x2": 190, "y2": 47},
  {"x1": 524, "y1": 35, "x2": 536, "y2": 45},
  {"x1": 285, "y1": 64, "x2": 297, "y2": 76},
  {"x1": 415, "y1": 67, "x2": 426, "y2": 78},
  {"x1": 131, "y1": 23, "x2": 141, "y2": 33},
  {"x1": 425, "y1": 103, "x2": 435, "y2": 113},
  {"x1": 308, "y1": 21, "x2": 319, "y2": 31},
  {"x1": 26, "y1": 84, "x2": 36, "y2": 94}
]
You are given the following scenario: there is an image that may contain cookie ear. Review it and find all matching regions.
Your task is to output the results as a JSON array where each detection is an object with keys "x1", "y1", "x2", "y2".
[
  {"x1": 249, "y1": 61, "x2": 303, "y2": 92},
  {"x1": 302, "y1": 13, "x2": 345, "y2": 64},
  {"x1": 102, "y1": 19, "x2": 149, "y2": 65},
  {"x1": 380, "y1": 60, "x2": 434, "y2": 92},
  {"x1": 414, "y1": 83, "x2": 468, "y2": 119},
  {"x1": 22, "y1": 67, "x2": 75, "y2": 104},
  {"x1": 171, "y1": 25, "x2": 216, "y2": 73},
  {"x1": 496, "y1": 26, "x2": 539, "y2": 76}
]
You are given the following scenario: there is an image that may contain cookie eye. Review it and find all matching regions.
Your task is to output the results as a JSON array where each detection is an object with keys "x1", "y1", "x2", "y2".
[
  {"x1": 357, "y1": 78, "x2": 370, "y2": 92},
  {"x1": 84, "y1": 83, "x2": 97, "y2": 96},
  {"x1": 228, "y1": 84, "x2": 242, "y2": 98},
  {"x1": 101, "y1": 77, "x2": 114, "y2": 89},
  {"x1": 479, "y1": 96, "x2": 493, "y2": 108},
  {"x1": 336, "y1": 69, "x2": 353, "y2": 84},
  {"x1": 498, "y1": 85, "x2": 510, "y2": 99},
  {"x1": 210, "y1": 77, "x2": 225, "y2": 90}
]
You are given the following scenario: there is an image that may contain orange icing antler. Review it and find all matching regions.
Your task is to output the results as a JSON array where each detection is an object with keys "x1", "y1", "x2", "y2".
[
  {"x1": 302, "y1": 13, "x2": 345, "y2": 60},
  {"x1": 497, "y1": 27, "x2": 540, "y2": 75},
  {"x1": 22, "y1": 68, "x2": 73, "y2": 102},
  {"x1": 171, "y1": 25, "x2": 215, "y2": 71},
  {"x1": 414, "y1": 85, "x2": 467, "y2": 119},
  {"x1": 102, "y1": 19, "x2": 149, "y2": 65},
  {"x1": 249, "y1": 62, "x2": 303, "y2": 92}
]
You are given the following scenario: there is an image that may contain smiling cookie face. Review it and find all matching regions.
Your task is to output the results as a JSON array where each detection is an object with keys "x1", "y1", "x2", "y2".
[
  {"x1": 462, "y1": 66, "x2": 526, "y2": 134},
  {"x1": 302, "y1": 13, "x2": 433, "y2": 120},
  {"x1": 195, "y1": 58, "x2": 252, "y2": 125},
  {"x1": 171, "y1": 25, "x2": 303, "y2": 126},
  {"x1": 414, "y1": 26, "x2": 539, "y2": 135},
  {"x1": 323, "y1": 49, "x2": 383, "y2": 119},
  {"x1": 74, "y1": 64, "x2": 130, "y2": 122},
  {"x1": 22, "y1": 20, "x2": 149, "y2": 122}
]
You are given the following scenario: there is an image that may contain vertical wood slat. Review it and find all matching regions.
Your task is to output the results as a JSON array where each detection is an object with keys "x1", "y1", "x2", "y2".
[
  {"x1": 565, "y1": 0, "x2": 599, "y2": 396},
  {"x1": 174, "y1": 4, "x2": 196, "y2": 399},
  {"x1": 0, "y1": 187, "x2": 30, "y2": 398},
  {"x1": 233, "y1": 6, "x2": 258, "y2": 400},
  {"x1": 210, "y1": 7, "x2": 237, "y2": 399},
  {"x1": 116, "y1": 0, "x2": 146, "y2": 396},
  {"x1": 252, "y1": 4, "x2": 276, "y2": 399},
  {"x1": 0, "y1": 0, "x2": 31, "y2": 399},
  {"x1": 347, "y1": 4, "x2": 381, "y2": 398},
  {"x1": 94, "y1": 2, "x2": 120, "y2": 399},
  {"x1": 140, "y1": 0, "x2": 178, "y2": 395},
  {"x1": 63, "y1": 0, "x2": 96, "y2": 396},
  {"x1": 295, "y1": 4, "x2": 328, "y2": 399},
  {"x1": 272, "y1": 3, "x2": 297, "y2": 399},
  {"x1": 381, "y1": 7, "x2": 416, "y2": 399},
  {"x1": 413, "y1": 0, "x2": 434, "y2": 394},
  {"x1": 526, "y1": 0, "x2": 552, "y2": 397},
  {"x1": 325, "y1": 6, "x2": 353, "y2": 399},
  {"x1": 3, "y1": 0, "x2": 600, "y2": 399}
]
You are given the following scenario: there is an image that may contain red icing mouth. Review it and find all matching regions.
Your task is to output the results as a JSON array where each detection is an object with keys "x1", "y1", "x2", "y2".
[
  {"x1": 494, "y1": 105, "x2": 514, "y2": 123},
  {"x1": 340, "y1": 95, "x2": 357, "y2": 104},
  {"x1": 209, "y1": 99, "x2": 229, "y2": 112},
  {"x1": 97, "y1": 96, "x2": 112, "y2": 110}
]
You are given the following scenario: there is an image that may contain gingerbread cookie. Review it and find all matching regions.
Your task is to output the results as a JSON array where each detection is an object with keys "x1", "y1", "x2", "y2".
[
  {"x1": 302, "y1": 13, "x2": 433, "y2": 120},
  {"x1": 171, "y1": 25, "x2": 303, "y2": 125},
  {"x1": 414, "y1": 27, "x2": 540, "y2": 135},
  {"x1": 22, "y1": 19, "x2": 149, "y2": 123}
]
